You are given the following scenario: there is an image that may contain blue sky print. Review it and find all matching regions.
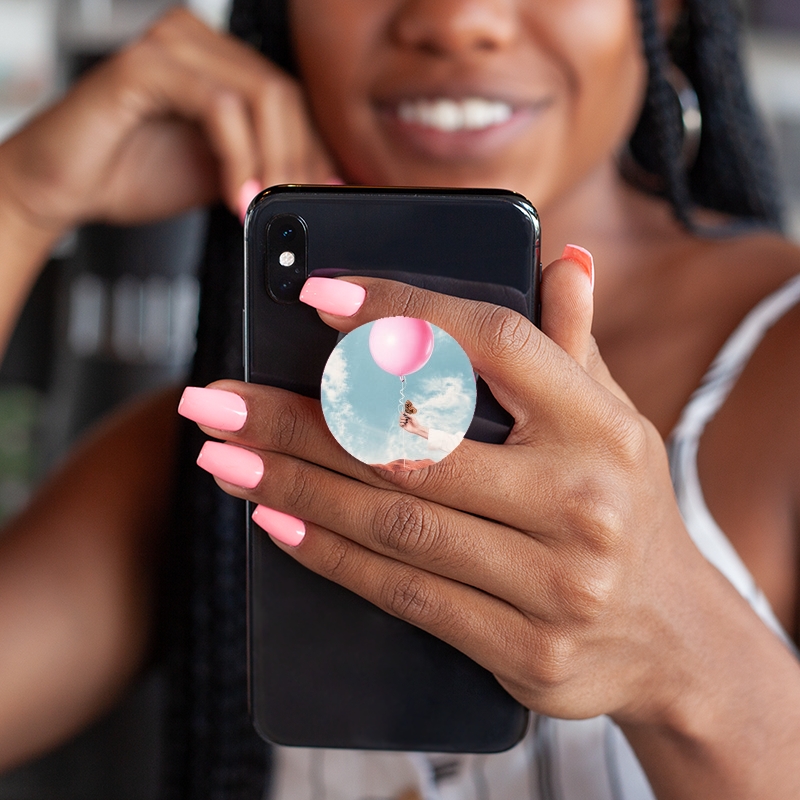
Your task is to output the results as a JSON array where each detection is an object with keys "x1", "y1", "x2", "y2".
[{"x1": 321, "y1": 320, "x2": 476, "y2": 467}]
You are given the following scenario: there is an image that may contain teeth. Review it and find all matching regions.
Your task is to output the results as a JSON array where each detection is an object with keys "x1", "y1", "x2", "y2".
[{"x1": 397, "y1": 98, "x2": 513, "y2": 132}]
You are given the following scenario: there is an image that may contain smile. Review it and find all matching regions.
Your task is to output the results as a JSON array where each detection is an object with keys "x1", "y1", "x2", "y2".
[
  {"x1": 396, "y1": 97, "x2": 513, "y2": 132},
  {"x1": 379, "y1": 93, "x2": 548, "y2": 162}
]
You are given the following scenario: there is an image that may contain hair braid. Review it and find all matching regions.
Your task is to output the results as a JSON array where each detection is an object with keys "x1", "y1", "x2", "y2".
[
  {"x1": 680, "y1": 0, "x2": 783, "y2": 225},
  {"x1": 632, "y1": 0, "x2": 782, "y2": 229},
  {"x1": 630, "y1": 0, "x2": 696, "y2": 227},
  {"x1": 229, "y1": 0, "x2": 294, "y2": 73}
]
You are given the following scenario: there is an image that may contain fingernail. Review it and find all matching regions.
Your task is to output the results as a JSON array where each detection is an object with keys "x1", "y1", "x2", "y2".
[
  {"x1": 561, "y1": 244, "x2": 595, "y2": 293},
  {"x1": 179, "y1": 387, "x2": 247, "y2": 431},
  {"x1": 197, "y1": 441, "x2": 263, "y2": 488},
  {"x1": 238, "y1": 179, "x2": 262, "y2": 223},
  {"x1": 252, "y1": 505, "x2": 306, "y2": 547},
  {"x1": 299, "y1": 277, "x2": 365, "y2": 316},
  {"x1": 325, "y1": 176, "x2": 345, "y2": 185}
]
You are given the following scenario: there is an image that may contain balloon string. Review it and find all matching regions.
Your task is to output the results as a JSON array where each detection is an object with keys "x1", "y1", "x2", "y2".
[{"x1": 399, "y1": 375, "x2": 406, "y2": 469}]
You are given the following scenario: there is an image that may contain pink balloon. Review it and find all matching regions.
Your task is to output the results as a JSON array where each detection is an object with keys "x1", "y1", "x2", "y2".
[{"x1": 368, "y1": 317, "x2": 435, "y2": 377}]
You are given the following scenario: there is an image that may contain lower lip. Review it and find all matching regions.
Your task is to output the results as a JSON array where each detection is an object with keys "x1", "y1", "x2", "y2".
[{"x1": 378, "y1": 105, "x2": 545, "y2": 161}]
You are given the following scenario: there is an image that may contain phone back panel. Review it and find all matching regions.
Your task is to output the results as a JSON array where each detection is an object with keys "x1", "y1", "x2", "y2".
[{"x1": 245, "y1": 187, "x2": 539, "y2": 752}]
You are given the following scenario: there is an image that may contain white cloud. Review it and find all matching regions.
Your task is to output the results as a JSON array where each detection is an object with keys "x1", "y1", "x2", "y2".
[
  {"x1": 321, "y1": 347, "x2": 358, "y2": 447},
  {"x1": 321, "y1": 347, "x2": 349, "y2": 405},
  {"x1": 417, "y1": 374, "x2": 475, "y2": 434}
]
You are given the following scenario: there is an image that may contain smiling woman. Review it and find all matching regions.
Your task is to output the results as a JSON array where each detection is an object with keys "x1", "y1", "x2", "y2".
[
  {"x1": 0, "y1": 0, "x2": 798, "y2": 798},
  {"x1": 289, "y1": 0, "x2": 647, "y2": 210}
]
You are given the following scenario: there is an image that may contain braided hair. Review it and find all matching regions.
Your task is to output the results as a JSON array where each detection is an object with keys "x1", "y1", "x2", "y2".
[
  {"x1": 632, "y1": 0, "x2": 783, "y2": 229},
  {"x1": 161, "y1": 2, "x2": 783, "y2": 798}
]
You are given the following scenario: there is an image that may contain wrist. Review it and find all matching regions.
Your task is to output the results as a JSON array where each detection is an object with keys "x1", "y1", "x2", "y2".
[
  {"x1": 0, "y1": 183, "x2": 66, "y2": 257},
  {"x1": 0, "y1": 127, "x2": 79, "y2": 246},
  {"x1": 614, "y1": 555, "x2": 800, "y2": 796},
  {"x1": 0, "y1": 176, "x2": 66, "y2": 353}
]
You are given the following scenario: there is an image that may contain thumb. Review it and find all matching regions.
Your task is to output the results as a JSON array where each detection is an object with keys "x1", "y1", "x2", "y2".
[
  {"x1": 542, "y1": 245, "x2": 635, "y2": 408},
  {"x1": 540, "y1": 244, "x2": 595, "y2": 368}
]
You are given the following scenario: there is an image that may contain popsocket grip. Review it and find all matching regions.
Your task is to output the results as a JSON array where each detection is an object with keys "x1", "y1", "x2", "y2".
[{"x1": 321, "y1": 317, "x2": 476, "y2": 471}]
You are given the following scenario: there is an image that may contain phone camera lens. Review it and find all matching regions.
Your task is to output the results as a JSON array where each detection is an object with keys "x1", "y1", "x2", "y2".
[{"x1": 267, "y1": 213, "x2": 307, "y2": 303}]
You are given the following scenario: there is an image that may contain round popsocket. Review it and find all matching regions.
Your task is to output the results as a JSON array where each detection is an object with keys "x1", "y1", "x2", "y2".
[{"x1": 321, "y1": 317, "x2": 476, "y2": 472}]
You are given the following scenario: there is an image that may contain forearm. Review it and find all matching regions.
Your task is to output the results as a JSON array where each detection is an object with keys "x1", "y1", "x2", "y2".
[
  {"x1": 0, "y1": 388, "x2": 179, "y2": 771},
  {"x1": 618, "y1": 558, "x2": 800, "y2": 799}
]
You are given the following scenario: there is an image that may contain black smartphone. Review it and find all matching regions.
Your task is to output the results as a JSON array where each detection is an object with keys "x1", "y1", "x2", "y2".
[{"x1": 244, "y1": 185, "x2": 540, "y2": 753}]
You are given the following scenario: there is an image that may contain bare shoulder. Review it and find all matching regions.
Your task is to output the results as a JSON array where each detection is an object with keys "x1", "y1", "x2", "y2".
[
  {"x1": 696, "y1": 230, "x2": 800, "y2": 635},
  {"x1": 699, "y1": 229, "x2": 800, "y2": 460},
  {"x1": 715, "y1": 231, "x2": 800, "y2": 378},
  {"x1": 698, "y1": 228, "x2": 800, "y2": 298}
]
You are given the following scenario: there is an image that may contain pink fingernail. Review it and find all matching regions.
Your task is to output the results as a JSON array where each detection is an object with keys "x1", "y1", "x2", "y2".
[
  {"x1": 238, "y1": 179, "x2": 262, "y2": 223},
  {"x1": 252, "y1": 505, "x2": 306, "y2": 547},
  {"x1": 179, "y1": 387, "x2": 247, "y2": 431},
  {"x1": 325, "y1": 176, "x2": 345, "y2": 185},
  {"x1": 196, "y1": 441, "x2": 263, "y2": 488},
  {"x1": 561, "y1": 244, "x2": 595, "y2": 293},
  {"x1": 299, "y1": 277, "x2": 365, "y2": 316}
]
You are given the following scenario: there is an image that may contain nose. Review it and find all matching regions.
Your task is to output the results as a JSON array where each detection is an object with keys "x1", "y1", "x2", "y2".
[{"x1": 390, "y1": 0, "x2": 518, "y2": 57}]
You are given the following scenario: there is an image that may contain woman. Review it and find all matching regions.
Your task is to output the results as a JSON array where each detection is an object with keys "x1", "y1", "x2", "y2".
[{"x1": 0, "y1": 0, "x2": 798, "y2": 798}]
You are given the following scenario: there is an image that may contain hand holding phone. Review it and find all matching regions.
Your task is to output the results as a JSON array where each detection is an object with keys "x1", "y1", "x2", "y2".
[
  {"x1": 200, "y1": 212, "x2": 678, "y2": 762},
  {"x1": 244, "y1": 186, "x2": 540, "y2": 751}
]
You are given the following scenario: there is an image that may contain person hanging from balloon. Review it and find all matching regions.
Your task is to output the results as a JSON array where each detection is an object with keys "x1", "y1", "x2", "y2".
[
  {"x1": 368, "y1": 316, "x2": 467, "y2": 463},
  {"x1": 398, "y1": 409, "x2": 465, "y2": 455}
]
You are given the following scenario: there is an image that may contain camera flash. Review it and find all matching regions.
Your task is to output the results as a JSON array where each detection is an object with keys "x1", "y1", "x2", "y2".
[{"x1": 279, "y1": 251, "x2": 295, "y2": 267}]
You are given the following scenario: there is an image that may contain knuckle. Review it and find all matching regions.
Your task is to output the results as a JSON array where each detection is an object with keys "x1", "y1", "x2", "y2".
[
  {"x1": 392, "y1": 282, "x2": 430, "y2": 320},
  {"x1": 374, "y1": 495, "x2": 439, "y2": 558},
  {"x1": 271, "y1": 401, "x2": 308, "y2": 452},
  {"x1": 254, "y1": 69, "x2": 299, "y2": 110},
  {"x1": 383, "y1": 570, "x2": 442, "y2": 627},
  {"x1": 486, "y1": 617, "x2": 537, "y2": 681},
  {"x1": 316, "y1": 535, "x2": 352, "y2": 582},
  {"x1": 531, "y1": 630, "x2": 576, "y2": 688},
  {"x1": 559, "y1": 557, "x2": 619, "y2": 623},
  {"x1": 602, "y1": 405, "x2": 649, "y2": 472},
  {"x1": 479, "y1": 305, "x2": 539, "y2": 364},
  {"x1": 561, "y1": 477, "x2": 628, "y2": 553},
  {"x1": 142, "y1": 10, "x2": 181, "y2": 46},
  {"x1": 147, "y1": 7, "x2": 195, "y2": 39},
  {"x1": 282, "y1": 460, "x2": 316, "y2": 514},
  {"x1": 105, "y1": 46, "x2": 158, "y2": 115},
  {"x1": 585, "y1": 335, "x2": 605, "y2": 374}
]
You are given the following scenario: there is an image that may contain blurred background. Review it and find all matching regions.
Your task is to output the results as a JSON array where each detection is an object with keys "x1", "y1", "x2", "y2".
[{"x1": 0, "y1": 0, "x2": 797, "y2": 796}]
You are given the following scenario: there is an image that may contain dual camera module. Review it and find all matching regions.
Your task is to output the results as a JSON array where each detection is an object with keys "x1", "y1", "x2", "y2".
[{"x1": 266, "y1": 214, "x2": 307, "y2": 303}]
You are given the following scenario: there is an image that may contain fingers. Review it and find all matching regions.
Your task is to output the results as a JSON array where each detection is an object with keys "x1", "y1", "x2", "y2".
[
  {"x1": 198, "y1": 435, "x2": 564, "y2": 618},
  {"x1": 302, "y1": 246, "x2": 636, "y2": 420},
  {"x1": 115, "y1": 44, "x2": 258, "y2": 212},
  {"x1": 179, "y1": 381, "x2": 636, "y2": 542},
  {"x1": 274, "y1": 521, "x2": 532, "y2": 685},
  {"x1": 302, "y1": 274, "x2": 609, "y2": 435},
  {"x1": 142, "y1": 10, "x2": 336, "y2": 190},
  {"x1": 63, "y1": 7, "x2": 336, "y2": 222}
]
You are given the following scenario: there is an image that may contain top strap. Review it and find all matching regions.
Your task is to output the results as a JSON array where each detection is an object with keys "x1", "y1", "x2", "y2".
[
  {"x1": 667, "y1": 272, "x2": 800, "y2": 649},
  {"x1": 671, "y1": 273, "x2": 800, "y2": 443}
]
